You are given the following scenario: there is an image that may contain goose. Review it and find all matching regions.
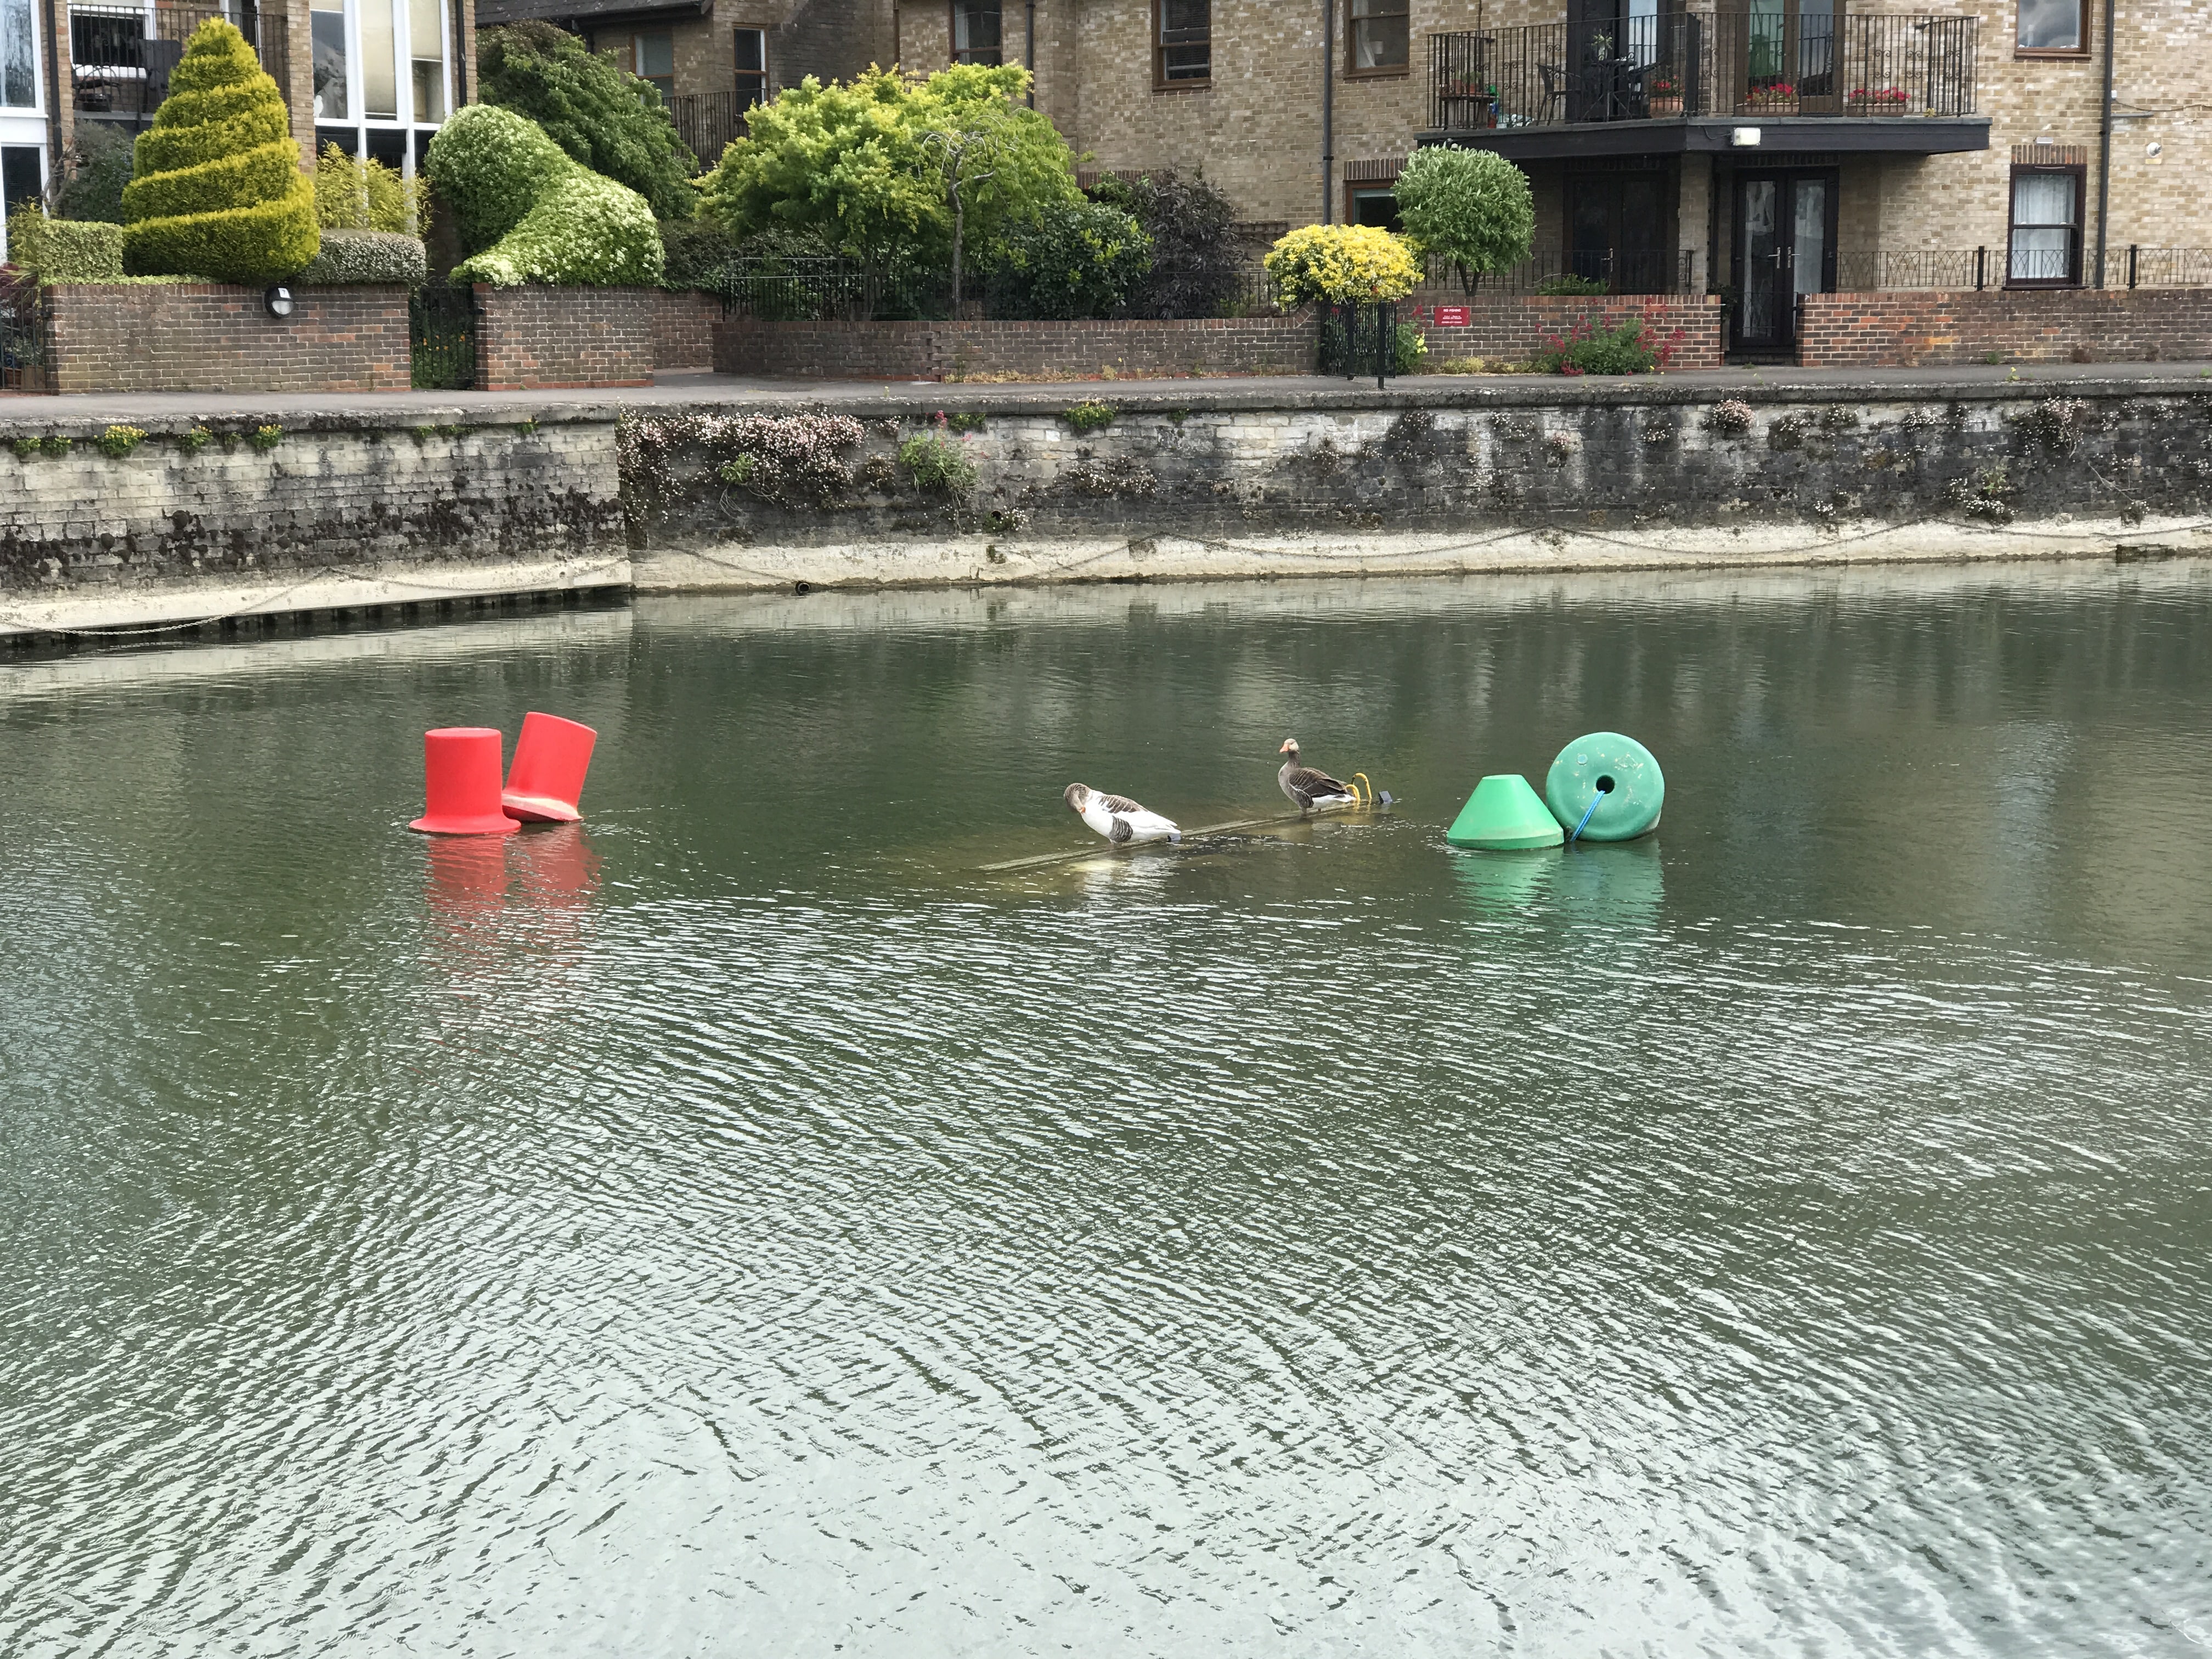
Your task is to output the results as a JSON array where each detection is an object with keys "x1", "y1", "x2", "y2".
[
  {"x1": 1065, "y1": 783, "x2": 1182, "y2": 847},
  {"x1": 1277, "y1": 738, "x2": 1361, "y2": 812}
]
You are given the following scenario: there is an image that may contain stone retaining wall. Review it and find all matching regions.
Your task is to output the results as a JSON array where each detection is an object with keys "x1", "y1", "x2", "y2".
[
  {"x1": 475, "y1": 284, "x2": 657, "y2": 390},
  {"x1": 38, "y1": 284, "x2": 411, "y2": 394},
  {"x1": 1798, "y1": 288, "x2": 2212, "y2": 367},
  {"x1": 714, "y1": 315, "x2": 1319, "y2": 381}
]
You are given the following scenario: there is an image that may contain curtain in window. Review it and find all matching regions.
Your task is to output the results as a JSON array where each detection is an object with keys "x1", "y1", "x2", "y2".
[
  {"x1": 2010, "y1": 171, "x2": 2075, "y2": 281},
  {"x1": 2016, "y1": 0, "x2": 2080, "y2": 51}
]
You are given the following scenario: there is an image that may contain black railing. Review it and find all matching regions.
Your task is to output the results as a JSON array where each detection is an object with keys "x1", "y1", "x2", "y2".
[
  {"x1": 667, "y1": 89, "x2": 747, "y2": 167},
  {"x1": 1428, "y1": 13, "x2": 1975, "y2": 130},
  {"x1": 710, "y1": 254, "x2": 1288, "y2": 321},
  {"x1": 1421, "y1": 245, "x2": 1700, "y2": 295},
  {"x1": 1, "y1": 277, "x2": 44, "y2": 392},
  {"x1": 410, "y1": 284, "x2": 476, "y2": 390},
  {"x1": 71, "y1": 2, "x2": 289, "y2": 121},
  {"x1": 2126, "y1": 247, "x2": 2212, "y2": 289}
]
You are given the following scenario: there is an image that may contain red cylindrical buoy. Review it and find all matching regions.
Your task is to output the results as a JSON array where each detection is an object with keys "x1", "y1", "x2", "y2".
[
  {"x1": 409, "y1": 727, "x2": 520, "y2": 836},
  {"x1": 502, "y1": 712, "x2": 597, "y2": 823}
]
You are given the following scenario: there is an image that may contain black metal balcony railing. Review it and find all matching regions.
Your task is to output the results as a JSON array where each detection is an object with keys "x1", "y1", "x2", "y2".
[
  {"x1": 71, "y1": 2, "x2": 289, "y2": 121},
  {"x1": 1429, "y1": 12, "x2": 1976, "y2": 131},
  {"x1": 1422, "y1": 245, "x2": 1701, "y2": 295},
  {"x1": 667, "y1": 89, "x2": 754, "y2": 167}
]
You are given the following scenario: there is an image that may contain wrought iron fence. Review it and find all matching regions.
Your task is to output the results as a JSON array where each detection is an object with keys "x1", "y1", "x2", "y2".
[
  {"x1": 70, "y1": 2, "x2": 289, "y2": 122},
  {"x1": 1318, "y1": 301, "x2": 1402, "y2": 385},
  {"x1": 1828, "y1": 247, "x2": 2212, "y2": 290},
  {"x1": 410, "y1": 284, "x2": 476, "y2": 390},
  {"x1": 1428, "y1": 12, "x2": 1974, "y2": 130},
  {"x1": 1, "y1": 278, "x2": 44, "y2": 392},
  {"x1": 1421, "y1": 246, "x2": 1701, "y2": 296}
]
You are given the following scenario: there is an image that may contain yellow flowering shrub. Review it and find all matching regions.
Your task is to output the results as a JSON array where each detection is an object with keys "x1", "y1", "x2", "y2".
[{"x1": 1263, "y1": 224, "x2": 1421, "y2": 308}]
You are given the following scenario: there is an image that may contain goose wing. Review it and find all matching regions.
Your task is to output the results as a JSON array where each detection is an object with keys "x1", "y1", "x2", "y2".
[
  {"x1": 1098, "y1": 793, "x2": 1149, "y2": 814},
  {"x1": 1284, "y1": 765, "x2": 1352, "y2": 798}
]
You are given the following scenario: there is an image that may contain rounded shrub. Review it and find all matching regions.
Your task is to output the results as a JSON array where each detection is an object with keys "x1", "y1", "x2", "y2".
[
  {"x1": 1263, "y1": 224, "x2": 1420, "y2": 308},
  {"x1": 451, "y1": 171, "x2": 662, "y2": 287},
  {"x1": 424, "y1": 103, "x2": 573, "y2": 253},
  {"x1": 989, "y1": 199, "x2": 1150, "y2": 319},
  {"x1": 120, "y1": 19, "x2": 317, "y2": 283}
]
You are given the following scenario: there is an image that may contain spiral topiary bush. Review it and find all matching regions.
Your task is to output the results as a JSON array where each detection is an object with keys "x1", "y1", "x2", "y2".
[
  {"x1": 426, "y1": 103, "x2": 662, "y2": 287},
  {"x1": 120, "y1": 19, "x2": 317, "y2": 283}
]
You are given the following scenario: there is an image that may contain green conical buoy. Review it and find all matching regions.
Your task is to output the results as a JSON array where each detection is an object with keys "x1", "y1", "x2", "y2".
[{"x1": 1446, "y1": 774, "x2": 1565, "y2": 850}]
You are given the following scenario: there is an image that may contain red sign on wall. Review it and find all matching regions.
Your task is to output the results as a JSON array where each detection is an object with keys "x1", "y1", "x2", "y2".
[{"x1": 1432, "y1": 306, "x2": 1472, "y2": 328}]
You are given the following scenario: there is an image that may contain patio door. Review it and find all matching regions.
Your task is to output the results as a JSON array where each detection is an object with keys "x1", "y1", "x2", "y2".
[
  {"x1": 1734, "y1": 168, "x2": 1836, "y2": 352},
  {"x1": 1728, "y1": 0, "x2": 1839, "y2": 112}
]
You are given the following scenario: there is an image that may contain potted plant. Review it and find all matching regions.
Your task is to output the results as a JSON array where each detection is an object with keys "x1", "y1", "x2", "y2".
[
  {"x1": 1745, "y1": 80, "x2": 1797, "y2": 111},
  {"x1": 1846, "y1": 85, "x2": 1909, "y2": 113},
  {"x1": 1647, "y1": 74, "x2": 1683, "y2": 115}
]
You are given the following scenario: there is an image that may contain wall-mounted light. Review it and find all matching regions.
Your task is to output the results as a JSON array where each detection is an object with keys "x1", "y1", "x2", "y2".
[
  {"x1": 2147, "y1": 140, "x2": 2163, "y2": 160},
  {"x1": 1730, "y1": 127, "x2": 1761, "y2": 146},
  {"x1": 264, "y1": 285, "x2": 295, "y2": 319}
]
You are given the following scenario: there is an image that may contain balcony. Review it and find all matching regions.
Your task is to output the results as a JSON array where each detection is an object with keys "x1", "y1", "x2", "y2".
[
  {"x1": 1425, "y1": 13, "x2": 1985, "y2": 158},
  {"x1": 71, "y1": 2, "x2": 290, "y2": 125}
]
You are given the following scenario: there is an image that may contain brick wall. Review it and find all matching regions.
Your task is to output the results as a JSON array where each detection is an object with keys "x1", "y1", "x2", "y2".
[
  {"x1": 40, "y1": 284, "x2": 410, "y2": 394},
  {"x1": 1408, "y1": 295, "x2": 1725, "y2": 370},
  {"x1": 474, "y1": 285, "x2": 658, "y2": 390},
  {"x1": 715, "y1": 315, "x2": 1321, "y2": 380},
  {"x1": 1797, "y1": 288, "x2": 2212, "y2": 368},
  {"x1": 655, "y1": 289, "x2": 724, "y2": 370}
]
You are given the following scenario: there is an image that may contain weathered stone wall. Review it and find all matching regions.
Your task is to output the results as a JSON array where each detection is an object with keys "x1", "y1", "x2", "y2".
[
  {"x1": 0, "y1": 416, "x2": 624, "y2": 599},
  {"x1": 41, "y1": 284, "x2": 411, "y2": 395},
  {"x1": 714, "y1": 314, "x2": 1320, "y2": 380},
  {"x1": 1798, "y1": 287, "x2": 2212, "y2": 366},
  {"x1": 628, "y1": 380, "x2": 2212, "y2": 575},
  {"x1": 475, "y1": 284, "x2": 657, "y2": 390}
]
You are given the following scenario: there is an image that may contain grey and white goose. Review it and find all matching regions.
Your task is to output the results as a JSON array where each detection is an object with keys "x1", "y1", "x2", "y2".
[
  {"x1": 1276, "y1": 738, "x2": 1361, "y2": 812},
  {"x1": 1065, "y1": 783, "x2": 1182, "y2": 846}
]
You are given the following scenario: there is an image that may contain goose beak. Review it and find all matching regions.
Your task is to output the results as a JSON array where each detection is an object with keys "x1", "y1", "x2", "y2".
[{"x1": 1278, "y1": 740, "x2": 1296, "y2": 754}]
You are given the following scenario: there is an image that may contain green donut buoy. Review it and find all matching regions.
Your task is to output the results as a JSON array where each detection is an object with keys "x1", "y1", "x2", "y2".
[{"x1": 1545, "y1": 732, "x2": 1663, "y2": 842}]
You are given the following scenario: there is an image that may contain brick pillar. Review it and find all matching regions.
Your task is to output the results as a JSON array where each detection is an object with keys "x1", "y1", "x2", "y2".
[
  {"x1": 49, "y1": 0, "x2": 76, "y2": 173},
  {"x1": 283, "y1": 0, "x2": 315, "y2": 167}
]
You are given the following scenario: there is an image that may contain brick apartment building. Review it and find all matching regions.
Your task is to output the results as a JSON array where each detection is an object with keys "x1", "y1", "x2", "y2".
[
  {"x1": 473, "y1": 0, "x2": 894, "y2": 163},
  {"x1": 887, "y1": 0, "x2": 2205, "y2": 356},
  {"x1": 1, "y1": 0, "x2": 477, "y2": 259}
]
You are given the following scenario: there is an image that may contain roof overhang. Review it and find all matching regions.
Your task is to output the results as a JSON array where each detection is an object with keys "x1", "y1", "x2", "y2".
[
  {"x1": 1415, "y1": 116, "x2": 1991, "y2": 161},
  {"x1": 476, "y1": 0, "x2": 710, "y2": 27}
]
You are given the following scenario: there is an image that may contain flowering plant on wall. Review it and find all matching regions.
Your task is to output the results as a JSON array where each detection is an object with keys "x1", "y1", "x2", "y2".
[
  {"x1": 1847, "y1": 86, "x2": 1910, "y2": 106},
  {"x1": 1746, "y1": 81, "x2": 1797, "y2": 104}
]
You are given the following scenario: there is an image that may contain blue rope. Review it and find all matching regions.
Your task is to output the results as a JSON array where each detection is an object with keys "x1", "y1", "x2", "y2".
[{"x1": 1567, "y1": 792, "x2": 1604, "y2": 845}]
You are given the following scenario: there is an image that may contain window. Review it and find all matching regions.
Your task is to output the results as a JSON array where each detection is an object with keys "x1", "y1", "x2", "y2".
[
  {"x1": 1156, "y1": 0, "x2": 1209, "y2": 86},
  {"x1": 735, "y1": 26, "x2": 766, "y2": 108},
  {"x1": 1347, "y1": 0, "x2": 1407, "y2": 75},
  {"x1": 1348, "y1": 187, "x2": 1400, "y2": 230},
  {"x1": 311, "y1": 0, "x2": 349, "y2": 120},
  {"x1": 632, "y1": 32, "x2": 675, "y2": 103},
  {"x1": 409, "y1": 0, "x2": 445, "y2": 121},
  {"x1": 951, "y1": 2, "x2": 1001, "y2": 65},
  {"x1": 2016, "y1": 0, "x2": 2083, "y2": 53},
  {"x1": 2008, "y1": 166, "x2": 2081, "y2": 285},
  {"x1": 0, "y1": 0, "x2": 33, "y2": 107},
  {"x1": 2, "y1": 145, "x2": 40, "y2": 211},
  {"x1": 360, "y1": 0, "x2": 398, "y2": 119}
]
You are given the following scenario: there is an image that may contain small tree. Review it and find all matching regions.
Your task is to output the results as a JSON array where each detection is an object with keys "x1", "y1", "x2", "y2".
[
  {"x1": 700, "y1": 64, "x2": 1077, "y2": 294},
  {"x1": 120, "y1": 19, "x2": 318, "y2": 282},
  {"x1": 1089, "y1": 170, "x2": 1240, "y2": 319},
  {"x1": 1391, "y1": 146, "x2": 1534, "y2": 295},
  {"x1": 1263, "y1": 224, "x2": 1420, "y2": 309},
  {"x1": 478, "y1": 20, "x2": 699, "y2": 220}
]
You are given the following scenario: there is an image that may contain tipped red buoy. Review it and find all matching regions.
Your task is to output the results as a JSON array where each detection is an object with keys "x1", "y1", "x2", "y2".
[
  {"x1": 502, "y1": 711, "x2": 597, "y2": 823},
  {"x1": 409, "y1": 727, "x2": 520, "y2": 836}
]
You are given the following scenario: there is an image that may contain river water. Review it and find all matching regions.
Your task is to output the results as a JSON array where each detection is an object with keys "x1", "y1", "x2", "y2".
[{"x1": 4, "y1": 563, "x2": 2211, "y2": 1658}]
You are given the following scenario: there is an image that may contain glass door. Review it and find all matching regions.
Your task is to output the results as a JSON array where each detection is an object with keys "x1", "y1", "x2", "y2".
[{"x1": 1734, "y1": 168, "x2": 1836, "y2": 352}]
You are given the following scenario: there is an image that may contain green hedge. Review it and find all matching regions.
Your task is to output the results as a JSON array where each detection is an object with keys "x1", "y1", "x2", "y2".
[
  {"x1": 120, "y1": 20, "x2": 316, "y2": 284},
  {"x1": 298, "y1": 228, "x2": 428, "y2": 286},
  {"x1": 430, "y1": 104, "x2": 661, "y2": 287},
  {"x1": 424, "y1": 104, "x2": 572, "y2": 253},
  {"x1": 5, "y1": 208, "x2": 127, "y2": 281}
]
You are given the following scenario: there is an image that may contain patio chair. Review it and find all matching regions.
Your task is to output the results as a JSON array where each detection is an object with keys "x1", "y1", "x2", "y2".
[{"x1": 1536, "y1": 63, "x2": 1571, "y2": 122}]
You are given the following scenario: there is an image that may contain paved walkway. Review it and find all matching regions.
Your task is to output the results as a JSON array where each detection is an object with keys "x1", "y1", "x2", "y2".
[{"x1": 3, "y1": 359, "x2": 2210, "y2": 425}]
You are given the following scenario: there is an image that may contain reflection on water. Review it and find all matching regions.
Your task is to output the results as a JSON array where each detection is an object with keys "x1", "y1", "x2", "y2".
[{"x1": 4, "y1": 562, "x2": 2212, "y2": 1658}]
